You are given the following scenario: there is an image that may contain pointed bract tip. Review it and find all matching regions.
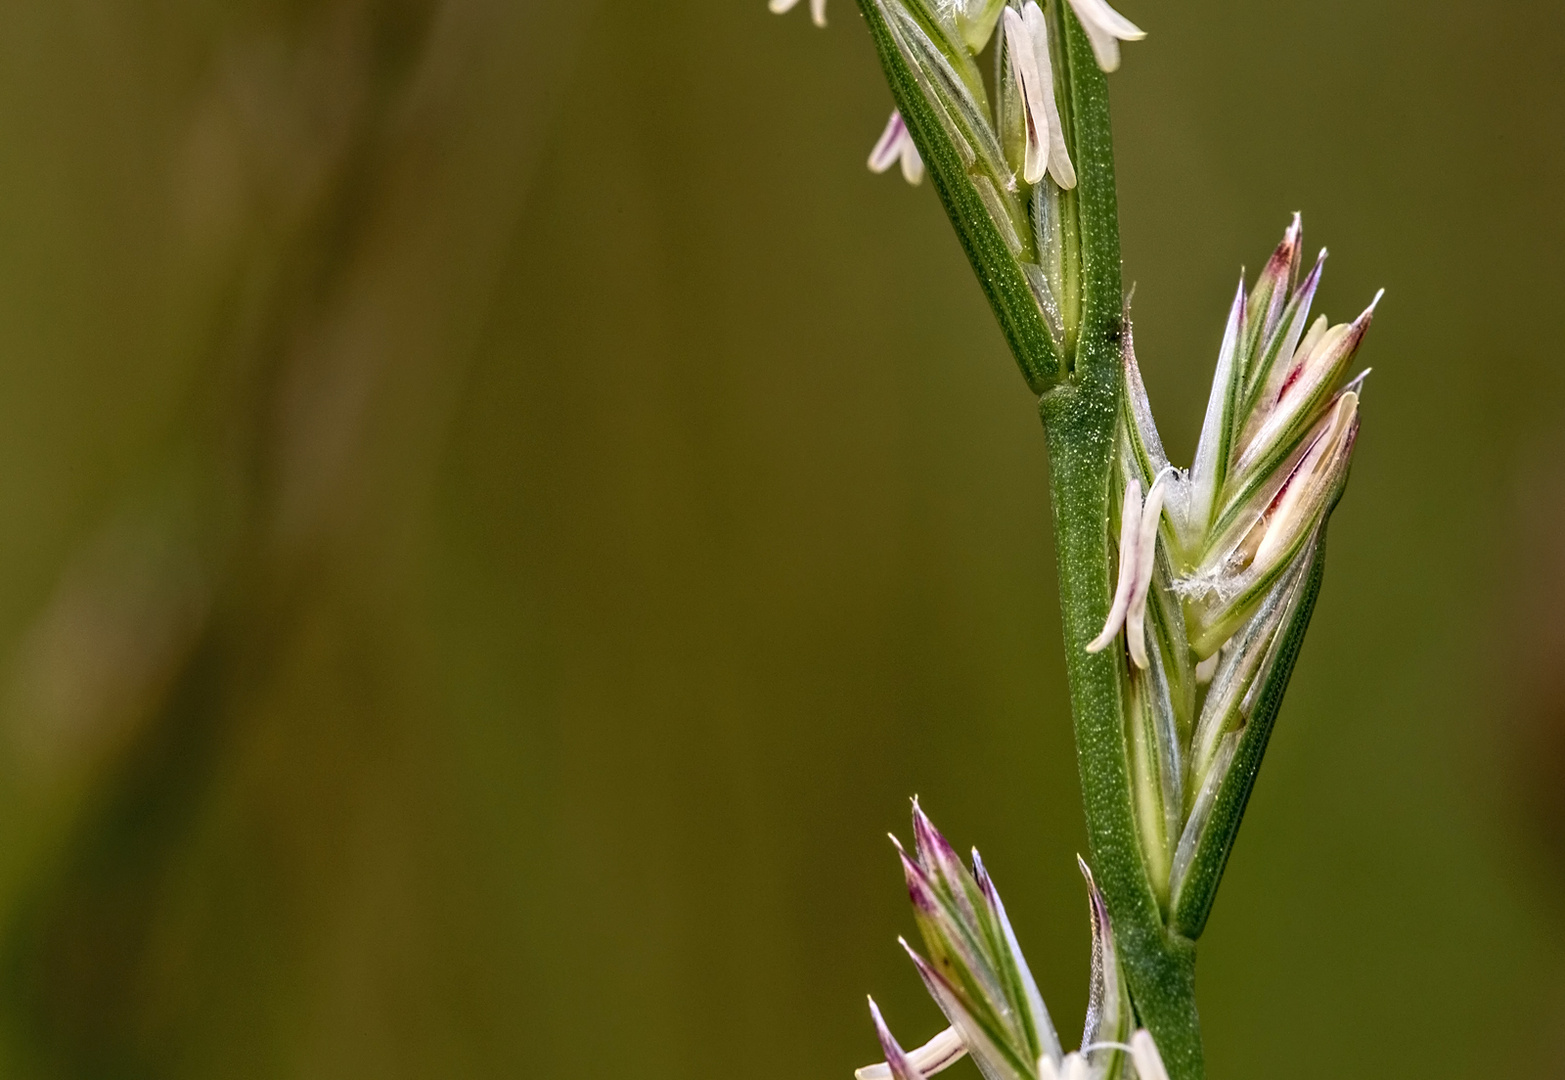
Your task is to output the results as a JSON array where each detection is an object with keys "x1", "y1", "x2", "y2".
[
  {"x1": 911, "y1": 800, "x2": 956, "y2": 860},
  {"x1": 896, "y1": 936, "x2": 933, "y2": 972},
  {"x1": 867, "y1": 996, "x2": 893, "y2": 1044},
  {"x1": 1259, "y1": 222, "x2": 1301, "y2": 286},
  {"x1": 858, "y1": 1028, "x2": 968, "y2": 1080},
  {"x1": 1347, "y1": 292, "x2": 1382, "y2": 334},
  {"x1": 868, "y1": 997, "x2": 927, "y2": 1080},
  {"x1": 1075, "y1": 854, "x2": 1100, "y2": 891},
  {"x1": 969, "y1": 848, "x2": 999, "y2": 904},
  {"x1": 1076, "y1": 855, "x2": 1110, "y2": 918},
  {"x1": 1343, "y1": 368, "x2": 1372, "y2": 395},
  {"x1": 896, "y1": 940, "x2": 962, "y2": 1010}
]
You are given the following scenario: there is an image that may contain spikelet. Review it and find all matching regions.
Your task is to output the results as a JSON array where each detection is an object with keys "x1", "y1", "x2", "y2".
[
  {"x1": 858, "y1": 804, "x2": 1165, "y2": 1080},
  {"x1": 1090, "y1": 216, "x2": 1379, "y2": 920}
]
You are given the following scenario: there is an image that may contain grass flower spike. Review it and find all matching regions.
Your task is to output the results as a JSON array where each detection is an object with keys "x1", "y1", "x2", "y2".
[
  {"x1": 860, "y1": 804, "x2": 1162, "y2": 1080},
  {"x1": 776, "y1": 4, "x2": 1382, "y2": 1077},
  {"x1": 1100, "y1": 215, "x2": 1379, "y2": 931}
]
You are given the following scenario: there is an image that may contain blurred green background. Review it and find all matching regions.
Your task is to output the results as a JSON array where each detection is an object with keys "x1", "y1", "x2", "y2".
[{"x1": 0, "y1": 0, "x2": 1555, "y2": 1076}]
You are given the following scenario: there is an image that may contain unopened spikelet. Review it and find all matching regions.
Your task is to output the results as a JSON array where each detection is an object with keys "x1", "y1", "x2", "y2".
[
  {"x1": 1087, "y1": 216, "x2": 1378, "y2": 922},
  {"x1": 859, "y1": 803, "x2": 1169, "y2": 1080}
]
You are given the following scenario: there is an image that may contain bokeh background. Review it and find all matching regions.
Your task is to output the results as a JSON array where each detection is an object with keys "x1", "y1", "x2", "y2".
[{"x1": 0, "y1": 0, "x2": 1555, "y2": 1076}]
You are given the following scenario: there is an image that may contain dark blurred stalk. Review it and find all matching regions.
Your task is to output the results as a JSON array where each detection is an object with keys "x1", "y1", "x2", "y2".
[{"x1": 0, "y1": 0, "x2": 600, "y2": 1071}]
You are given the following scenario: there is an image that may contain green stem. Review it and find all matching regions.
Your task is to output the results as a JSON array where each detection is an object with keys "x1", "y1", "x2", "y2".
[
  {"x1": 851, "y1": 0, "x2": 1208, "y2": 1073},
  {"x1": 1040, "y1": 11, "x2": 1205, "y2": 1079},
  {"x1": 1041, "y1": 379, "x2": 1206, "y2": 1080}
]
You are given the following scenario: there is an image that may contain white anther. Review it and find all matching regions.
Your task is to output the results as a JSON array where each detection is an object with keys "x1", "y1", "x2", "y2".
[
  {"x1": 1065, "y1": 0, "x2": 1145, "y2": 72},
  {"x1": 868, "y1": 112, "x2": 925, "y2": 185},
  {"x1": 769, "y1": 0, "x2": 828, "y2": 27},
  {"x1": 1087, "y1": 477, "x2": 1141, "y2": 654}
]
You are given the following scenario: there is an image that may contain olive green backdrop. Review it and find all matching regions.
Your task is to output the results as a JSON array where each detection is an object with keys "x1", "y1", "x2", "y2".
[{"x1": 0, "y1": 0, "x2": 1554, "y2": 1076}]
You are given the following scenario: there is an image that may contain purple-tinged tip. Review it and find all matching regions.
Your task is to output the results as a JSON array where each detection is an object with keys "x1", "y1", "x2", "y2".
[
  {"x1": 1298, "y1": 251, "x2": 1326, "y2": 291},
  {"x1": 1265, "y1": 219, "x2": 1301, "y2": 273},
  {"x1": 900, "y1": 852, "x2": 943, "y2": 916},
  {"x1": 1277, "y1": 215, "x2": 1300, "y2": 252},
  {"x1": 1252, "y1": 224, "x2": 1302, "y2": 332},
  {"x1": 1076, "y1": 856, "x2": 1109, "y2": 919},
  {"x1": 911, "y1": 803, "x2": 967, "y2": 887},
  {"x1": 1339, "y1": 296, "x2": 1381, "y2": 350},
  {"x1": 1350, "y1": 292, "x2": 1383, "y2": 333},
  {"x1": 899, "y1": 937, "x2": 955, "y2": 1000},
  {"x1": 911, "y1": 800, "x2": 951, "y2": 853},
  {"x1": 868, "y1": 997, "x2": 928, "y2": 1080},
  {"x1": 970, "y1": 848, "x2": 1000, "y2": 910}
]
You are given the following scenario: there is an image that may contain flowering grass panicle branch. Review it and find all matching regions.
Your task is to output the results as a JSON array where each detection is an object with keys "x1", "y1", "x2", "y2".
[{"x1": 769, "y1": 3, "x2": 1379, "y2": 1076}]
